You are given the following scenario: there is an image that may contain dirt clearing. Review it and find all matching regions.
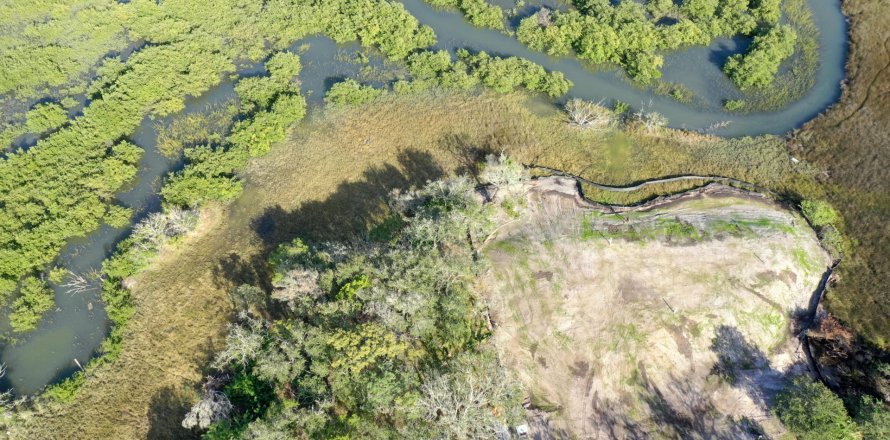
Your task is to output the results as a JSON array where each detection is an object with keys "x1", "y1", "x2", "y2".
[{"x1": 481, "y1": 177, "x2": 830, "y2": 439}]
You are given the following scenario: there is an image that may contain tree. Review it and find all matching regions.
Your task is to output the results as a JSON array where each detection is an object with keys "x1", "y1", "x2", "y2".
[
  {"x1": 775, "y1": 376, "x2": 859, "y2": 440},
  {"x1": 854, "y1": 395, "x2": 890, "y2": 440}
]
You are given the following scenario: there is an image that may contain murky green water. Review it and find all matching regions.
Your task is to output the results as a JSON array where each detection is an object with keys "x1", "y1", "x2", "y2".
[{"x1": 0, "y1": 0, "x2": 847, "y2": 393}]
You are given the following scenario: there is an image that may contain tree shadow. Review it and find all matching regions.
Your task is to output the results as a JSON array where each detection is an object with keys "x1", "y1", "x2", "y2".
[
  {"x1": 210, "y1": 149, "x2": 445, "y2": 295},
  {"x1": 620, "y1": 325, "x2": 805, "y2": 438},
  {"x1": 146, "y1": 385, "x2": 200, "y2": 440}
]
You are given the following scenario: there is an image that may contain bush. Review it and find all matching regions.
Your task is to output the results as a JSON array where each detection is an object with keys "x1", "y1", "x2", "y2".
[
  {"x1": 775, "y1": 376, "x2": 858, "y2": 440},
  {"x1": 802, "y1": 199, "x2": 841, "y2": 228},
  {"x1": 325, "y1": 79, "x2": 384, "y2": 107},
  {"x1": 724, "y1": 99, "x2": 746, "y2": 111},
  {"x1": 25, "y1": 103, "x2": 68, "y2": 134},
  {"x1": 724, "y1": 25, "x2": 798, "y2": 90},
  {"x1": 9, "y1": 277, "x2": 55, "y2": 333},
  {"x1": 43, "y1": 371, "x2": 85, "y2": 403}
]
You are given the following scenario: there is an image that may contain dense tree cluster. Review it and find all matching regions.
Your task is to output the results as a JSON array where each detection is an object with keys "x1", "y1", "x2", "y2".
[
  {"x1": 514, "y1": 0, "x2": 789, "y2": 84},
  {"x1": 195, "y1": 159, "x2": 528, "y2": 438},
  {"x1": 775, "y1": 376, "x2": 890, "y2": 440}
]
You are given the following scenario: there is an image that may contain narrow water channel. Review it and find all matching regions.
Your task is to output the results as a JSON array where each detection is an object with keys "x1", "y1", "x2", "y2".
[{"x1": 0, "y1": 0, "x2": 848, "y2": 393}]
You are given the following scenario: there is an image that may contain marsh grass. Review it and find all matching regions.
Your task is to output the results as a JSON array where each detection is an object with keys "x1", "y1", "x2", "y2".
[{"x1": 793, "y1": 0, "x2": 890, "y2": 346}]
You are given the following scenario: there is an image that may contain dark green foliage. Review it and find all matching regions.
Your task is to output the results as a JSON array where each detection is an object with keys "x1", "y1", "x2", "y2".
[
  {"x1": 775, "y1": 376, "x2": 859, "y2": 440},
  {"x1": 226, "y1": 371, "x2": 276, "y2": 422},
  {"x1": 853, "y1": 395, "x2": 890, "y2": 440},
  {"x1": 724, "y1": 25, "x2": 798, "y2": 90},
  {"x1": 205, "y1": 175, "x2": 523, "y2": 437},
  {"x1": 325, "y1": 79, "x2": 384, "y2": 107}
]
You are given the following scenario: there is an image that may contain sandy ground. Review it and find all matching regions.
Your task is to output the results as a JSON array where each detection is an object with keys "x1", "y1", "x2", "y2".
[{"x1": 481, "y1": 178, "x2": 830, "y2": 439}]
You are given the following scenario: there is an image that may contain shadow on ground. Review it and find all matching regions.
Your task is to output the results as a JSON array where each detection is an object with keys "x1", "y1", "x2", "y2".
[
  {"x1": 208, "y1": 149, "x2": 445, "y2": 296},
  {"x1": 147, "y1": 386, "x2": 200, "y2": 440}
]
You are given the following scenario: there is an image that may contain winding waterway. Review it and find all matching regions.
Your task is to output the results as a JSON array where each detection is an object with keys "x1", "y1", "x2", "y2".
[{"x1": 0, "y1": 0, "x2": 847, "y2": 393}]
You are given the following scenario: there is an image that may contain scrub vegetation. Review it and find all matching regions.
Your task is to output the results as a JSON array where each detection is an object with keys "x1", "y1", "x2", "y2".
[{"x1": 194, "y1": 160, "x2": 526, "y2": 438}]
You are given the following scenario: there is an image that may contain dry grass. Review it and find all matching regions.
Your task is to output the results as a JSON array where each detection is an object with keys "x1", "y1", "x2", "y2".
[
  {"x1": 11, "y1": 90, "x2": 821, "y2": 438},
  {"x1": 793, "y1": 0, "x2": 890, "y2": 346},
  {"x1": 482, "y1": 180, "x2": 829, "y2": 438}
]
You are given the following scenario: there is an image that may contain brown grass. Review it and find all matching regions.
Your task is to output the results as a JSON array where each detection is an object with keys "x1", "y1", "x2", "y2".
[{"x1": 792, "y1": 0, "x2": 890, "y2": 346}]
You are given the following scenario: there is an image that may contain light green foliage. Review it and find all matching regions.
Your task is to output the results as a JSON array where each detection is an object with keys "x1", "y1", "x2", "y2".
[
  {"x1": 459, "y1": 0, "x2": 506, "y2": 30},
  {"x1": 204, "y1": 170, "x2": 522, "y2": 436},
  {"x1": 425, "y1": 0, "x2": 506, "y2": 30},
  {"x1": 775, "y1": 376, "x2": 859, "y2": 440},
  {"x1": 47, "y1": 267, "x2": 68, "y2": 284},
  {"x1": 515, "y1": 0, "x2": 786, "y2": 84},
  {"x1": 155, "y1": 103, "x2": 238, "y2": 158},
  {"x1": 9, "y1": 277, "x2": 55, "y2": 333},
  {"x1": 325, "y1": 79, "x2": 384, "y2": 107},
  {"x1": 163, "y1": 53, "x2": 307, "y2": 207},
  {"x1": 801, "y1": 199, "x2": 840, "y2": 228},
  {"x1": 459, "y1": 50, "x2": 572, "y2": 97},
  {"x1": 0, "y1": 0, "x2": 128, "y2": 98},
  {"x1": 724, "y1": 99, "x2": 745, "y2": 111},
  {"x1": 724, "y1": 25, "x2": 798, "y2": 90},
  {"x1": 43, "y1": 371, "x2": 86, "y2": 403},
  {"x1": 102, "y1": 208, "x2": 199, "y2": 279},
  {"x1": 401, "y1": 49, "x2": 570, "y2": 97},
  {"x1": 25, "y1": 103, "x2": 68, "y2": 134},
  {"x1": 0, "y1": 0, "x2": 439, "y2": 322},
  {"x1": 752, "y1": 0, "x2": 783, "y2": 24}
]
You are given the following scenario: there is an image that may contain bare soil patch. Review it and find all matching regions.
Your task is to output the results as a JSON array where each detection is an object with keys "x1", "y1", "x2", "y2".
[{"x1": 481, "y1": 178, "x2": 830, "y2": 438}]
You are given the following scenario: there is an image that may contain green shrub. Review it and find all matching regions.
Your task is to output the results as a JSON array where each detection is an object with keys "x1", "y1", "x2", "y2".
[
  {"x1": 802, "y1": 199, "x2": 840, "y2": 228},
  {"x1": 775, "y1": 376, "x2": 858, "y2": 440},
  {"x1": 43, "y1": 371, "x2": 86, "y2": 403},
  {"x1": 9, "y1": 277, "x2": 55, "y2": 333},
  {"x1": 325, "y1": 79, "x2": 384, "y2": 107},
  {"x1": 724, "y1": 99, "x2": 746, "y2": 112},
  {"x1": 854, "y1": 395, "x2": 890, "y2": 440},
  {"x1": 25, "y1": 103, "x2": 69, "y2": 134}
]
